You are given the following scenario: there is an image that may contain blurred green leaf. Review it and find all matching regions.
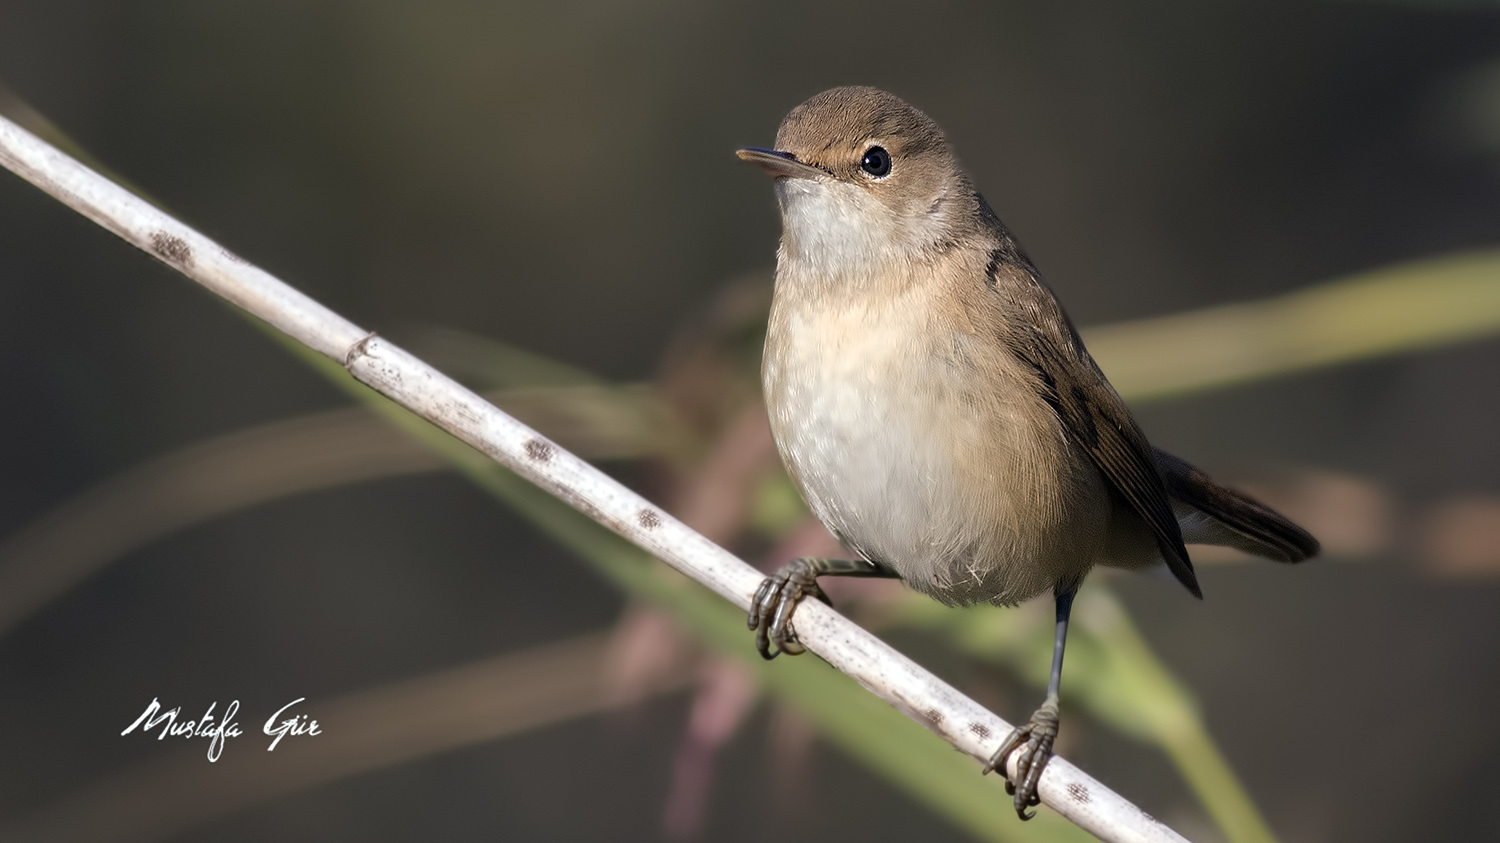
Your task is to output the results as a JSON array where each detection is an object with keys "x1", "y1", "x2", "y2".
[
  {"x1": 1087, "y1": 249, "x2": 1500, "y2": 402},
  {"x1": 889, "y1": 587, "x2": 1277, "y2": 843}
]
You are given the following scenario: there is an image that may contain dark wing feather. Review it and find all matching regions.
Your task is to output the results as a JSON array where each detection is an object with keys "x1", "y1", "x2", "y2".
[
  {"x1": 987, "y1": 259, "x2": 1202, "y2": 598},
  {"x1": 1154, "y1": 448, "x2": 1320, "y2": 563}
]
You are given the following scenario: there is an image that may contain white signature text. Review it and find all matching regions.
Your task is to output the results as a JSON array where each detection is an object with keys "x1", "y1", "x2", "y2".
[{"x1": 121, "y1": 697, "x2": 321, "y2": 761}]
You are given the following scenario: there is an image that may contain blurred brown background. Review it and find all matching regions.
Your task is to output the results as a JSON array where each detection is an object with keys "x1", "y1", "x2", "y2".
[{"x1": 1, "y1": 1, "x2": 1499, "y2": 841}]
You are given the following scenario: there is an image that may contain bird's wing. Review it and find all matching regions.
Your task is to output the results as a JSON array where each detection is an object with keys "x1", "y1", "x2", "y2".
[{"x1": 987, "y1": 259, "x2": 1201, "y2": 597}]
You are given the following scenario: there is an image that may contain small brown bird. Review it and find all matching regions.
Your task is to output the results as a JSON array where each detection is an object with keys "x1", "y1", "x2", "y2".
[{"x1": 737, "y1": 86, "x2": 1318, "y2": 819}]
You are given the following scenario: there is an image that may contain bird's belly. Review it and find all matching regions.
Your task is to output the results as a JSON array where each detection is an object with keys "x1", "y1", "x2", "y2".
[{"x1": 763, "y1": 299, "x2": 1107, "y2": 606}]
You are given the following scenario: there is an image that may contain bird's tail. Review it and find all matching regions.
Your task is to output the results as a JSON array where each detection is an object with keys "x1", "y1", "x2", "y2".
[{"x1": 1153, "y1": 448, "x2": 1320, "y2": 563}]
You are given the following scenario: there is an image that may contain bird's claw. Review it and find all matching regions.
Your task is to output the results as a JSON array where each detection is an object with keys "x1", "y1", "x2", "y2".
[
  {"x1": 982, "y1": 699, "x2": 1060, "y2": 820},
  {"x1": 746, "y1": 558, "x2": 830, "y2": 660}
]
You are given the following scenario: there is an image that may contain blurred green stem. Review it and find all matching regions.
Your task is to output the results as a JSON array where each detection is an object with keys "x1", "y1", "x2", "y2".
[
  {"x1": 1088, "y1": 248, "x2": 1500, "y2": 402},
  {"x1": 1079, "y1": 592, "x2": 1277, "y2": 843},
  {"x1": 893, "y1": 586, "x2": 1276, "y2": 843}
]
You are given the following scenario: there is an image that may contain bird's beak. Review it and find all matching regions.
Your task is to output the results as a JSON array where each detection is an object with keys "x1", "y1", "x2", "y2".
[{"x1": 736, "y1": 147, "x2": 826, "y2": 180}]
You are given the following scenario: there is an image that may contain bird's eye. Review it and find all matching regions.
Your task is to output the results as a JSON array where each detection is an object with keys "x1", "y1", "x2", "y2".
[{"x1": 860, "y1": 146, "x2": 891, "y2": 178}]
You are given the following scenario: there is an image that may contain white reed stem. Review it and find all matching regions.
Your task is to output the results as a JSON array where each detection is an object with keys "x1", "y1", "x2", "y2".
[{"x1": 0, "y1": 113, "x2": 1190, "y2": 843}]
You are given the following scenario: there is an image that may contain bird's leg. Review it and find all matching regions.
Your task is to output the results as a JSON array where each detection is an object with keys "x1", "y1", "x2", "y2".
[
  {"x1": 983, "y1": 583, "x2": 1079, "y2": 820},
  {"x1": 748, "y1": 557, "x2": 897, "y2": 659}
]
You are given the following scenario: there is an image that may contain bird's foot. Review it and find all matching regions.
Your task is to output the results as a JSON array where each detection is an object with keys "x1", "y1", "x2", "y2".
[
  {"x1": 746, "y1": 557, "x2": 832, "y2": 660},
  {"x1": 983, "y1": 697, "x2": 1060, "y2": 820}
]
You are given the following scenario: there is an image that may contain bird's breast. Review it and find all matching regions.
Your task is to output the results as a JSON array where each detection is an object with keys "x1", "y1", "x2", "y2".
[{"x1": 762, "y1": 282, "x2": 1107, "y2": 606}]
